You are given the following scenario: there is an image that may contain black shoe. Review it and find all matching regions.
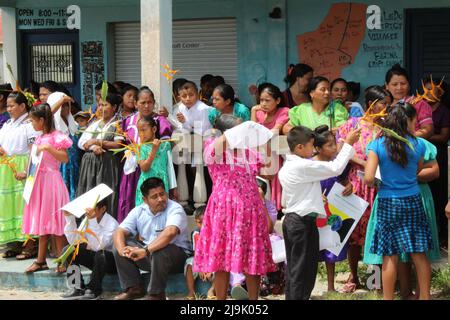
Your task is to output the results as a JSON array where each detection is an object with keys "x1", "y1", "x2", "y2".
[
  {"x1": 61, "y1": 288, "x2": 85, "y2": 300},
  {"x1": 80, "y1": 289, "x2": 101, "y2": 300}
]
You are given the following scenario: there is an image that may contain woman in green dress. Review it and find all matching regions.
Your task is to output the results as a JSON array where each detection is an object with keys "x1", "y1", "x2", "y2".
[
  {"x1": 135, "y1": 115, "x2": 171, "y2": 207},
  {"x1": 282, "y1": 76, "x2": 348, "y2": 134},
  {"x1": 363, "y1": 137, "x2": 441, "y2": 299},
  {"x1": 0, "y1": 92, "x2": 40, "y2": 258}
]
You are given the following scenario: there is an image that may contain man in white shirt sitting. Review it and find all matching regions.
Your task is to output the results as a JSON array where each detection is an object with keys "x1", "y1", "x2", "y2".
[{"x1": 61, "y1": 198, "x2": 119, "y2": 300}]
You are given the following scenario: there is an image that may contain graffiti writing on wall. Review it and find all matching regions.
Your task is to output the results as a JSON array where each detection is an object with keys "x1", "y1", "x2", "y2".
[{"x1": 81, "y1": 41, "x2": 104, "y2": 105}]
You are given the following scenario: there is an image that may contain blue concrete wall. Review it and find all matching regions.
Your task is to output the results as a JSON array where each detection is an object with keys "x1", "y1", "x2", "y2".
[
  {"x1": 286, "y1": 0, "x2": 450, "y2": 101},
  {"x1": 11, "y1": 0, "x2": 450, "y2": 108}
]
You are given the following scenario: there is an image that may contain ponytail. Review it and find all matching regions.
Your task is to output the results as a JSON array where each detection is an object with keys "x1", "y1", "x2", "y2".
[{"x1": 382, "y1": 102, "x2": 417, "y2": 167}]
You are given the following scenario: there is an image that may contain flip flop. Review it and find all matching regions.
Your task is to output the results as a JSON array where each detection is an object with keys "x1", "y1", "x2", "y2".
[
  {"x1": 231, "y1": 285, "x2": 249, "y2": 300},
  {"x1": 55, "y1": 264, "x2": 67, "y2": 274},
  {"x1": 340, "y1": 282, "x2": 357, "y2": 294}
]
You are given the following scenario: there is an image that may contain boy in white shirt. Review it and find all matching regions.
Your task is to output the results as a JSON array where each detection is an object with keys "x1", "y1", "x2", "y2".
[
  {"x1": 176, "y1": 81, "x2": 212, "y2": 136},
  {"x1": 278, "y1": 126, "x2": 360, "y2": 300},
  {"x1": 175, "y1": 81, "x2": 213, "y2": 208},
  {"x1": 61, "y1": 198, "x2": 119, "y2": 300}
]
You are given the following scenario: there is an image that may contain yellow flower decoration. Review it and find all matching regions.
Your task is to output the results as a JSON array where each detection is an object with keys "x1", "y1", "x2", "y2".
[{"x1": 163, "y1": 64, "x2": 179, "y2": 83}]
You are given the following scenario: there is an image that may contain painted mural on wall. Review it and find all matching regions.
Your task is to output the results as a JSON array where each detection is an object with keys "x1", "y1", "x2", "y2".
[
  {"x1": 297, "y1": 3, "x2": 367, "y2": 80},
  {"x1": 296, "y1": 2, "x2": 404, "y2": 82},
  {"x1": 81, "y1": 41, "x2": 104, "y2": 105}
]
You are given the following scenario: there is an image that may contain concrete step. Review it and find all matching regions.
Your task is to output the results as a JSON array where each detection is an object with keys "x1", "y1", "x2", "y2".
[{"x1": 0, "y1": 255, "x2": 212, "y2": 296}]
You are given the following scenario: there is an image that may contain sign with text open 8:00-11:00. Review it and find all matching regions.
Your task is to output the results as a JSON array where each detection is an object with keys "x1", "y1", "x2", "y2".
[{"x1": 16, "y1": 8, "x2": 70, "y2": 29}]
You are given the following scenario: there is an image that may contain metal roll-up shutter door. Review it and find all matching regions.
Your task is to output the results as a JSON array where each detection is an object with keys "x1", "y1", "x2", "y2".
[
  {"x1": 113, "y1": 18, "x2": 238, "y2": 92},
  {"x1": 114, "y1": 22, "x2": 141, "y2": 87},
  {"x1": 173, "y1": 18, "x2": 238, "y2": 93}
]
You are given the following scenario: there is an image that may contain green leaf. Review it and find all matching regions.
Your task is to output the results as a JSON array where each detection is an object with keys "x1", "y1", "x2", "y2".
[
  {"x1": 380, "y1": 127, "x2": 415, "y2": 151},
  {"x1": 54, "y1": 244, "x2": 75, "y2": 265},
  {"x1": 6, "y1": 63, "x2": 14, "y2": 77},
  {"x1": 110, "y1": 147, "x2": 127, "y2": 154},
  {"x1": 101, "y1": 80, "x2": 108, "y2": 103}
]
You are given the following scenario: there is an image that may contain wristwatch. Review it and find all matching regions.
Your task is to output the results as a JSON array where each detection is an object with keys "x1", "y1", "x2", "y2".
[{"x1": 144, "y1": 246, "x2": 151, "y2": 257}]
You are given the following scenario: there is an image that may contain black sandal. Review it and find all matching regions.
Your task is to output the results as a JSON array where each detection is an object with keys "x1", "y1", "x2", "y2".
[
  {"x1": 25, "y1": 261, "x2": 49, "y2": 273},
  {"x1": 16, "y1": 250, "x2": 38, "y2": 261},
  {"x1": 2, "y1": 250, "x2": 20, "y2": 259}
]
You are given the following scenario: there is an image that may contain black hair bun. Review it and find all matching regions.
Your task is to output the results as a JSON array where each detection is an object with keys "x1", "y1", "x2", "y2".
[
  {"x1": 314, "y1": 125, "x2": 330, "y2": 135},
  {"x1": 391, "y1": 63, "x2": 403, "y2": 71}
]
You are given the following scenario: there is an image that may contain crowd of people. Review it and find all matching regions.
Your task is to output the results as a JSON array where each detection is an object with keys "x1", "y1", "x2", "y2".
[{"x1": 0, "y1": 62, "x2": 449, "y2": 300}]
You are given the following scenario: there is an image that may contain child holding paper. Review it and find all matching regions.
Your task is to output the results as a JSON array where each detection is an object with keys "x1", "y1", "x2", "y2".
[
  {"x1": 16, "y1": 104, "x2": 72, "y2": 273},
  {"x1": 364, "y1": 103, "x2": 432, "y2": 300},
  {"x1": 61, "y1": 198, "x2": 119, "y2": 300},
  {"x1": 279, "y1": 125, "x2": 360, "y2": 300},
  {"x1": 313, "y1": 125, "x2": 352, "y2": 292}
]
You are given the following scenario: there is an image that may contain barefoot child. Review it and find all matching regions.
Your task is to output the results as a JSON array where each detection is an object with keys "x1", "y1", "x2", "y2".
[
  {"x1": 279, "y1": 125, "x2": 360, "y2": 300},
  {"x1": 17, "y1": 104, "x2": 72, "y2": 273},
  {"x1": 185, "y1": 206, "x2": 215, "y2": 300}
]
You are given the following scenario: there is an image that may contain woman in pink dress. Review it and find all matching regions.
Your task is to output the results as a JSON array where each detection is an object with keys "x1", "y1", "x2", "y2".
[
  {"x1": 251, "y1": 83, "x2": 289, "y2": 211},
  {"x1": 336, "y1": 86, "x2": 392, "y2": 292},
  {"x1": 17, "y1": 104, "x2": 72, "y2": 273},
  {"x1": 193, "y1": 114, "x2": 276, "y2": 300}
]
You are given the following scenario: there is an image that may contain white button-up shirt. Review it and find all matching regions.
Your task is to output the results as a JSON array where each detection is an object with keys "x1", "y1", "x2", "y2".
[
  {"x1": 0, "y1": 113, "x2": 41, "y2": 156},
  {"x1": 178, "y1": 100, "x2": 212, "y2": 135},
  {"x1": 279, "y1": 143, "x2": 355, "y2": 218},
  {"x1": 64, "y1": 213, "x2": 119, "y2": 252}
]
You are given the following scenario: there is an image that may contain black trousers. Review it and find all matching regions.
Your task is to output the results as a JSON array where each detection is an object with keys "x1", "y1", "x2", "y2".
[
  {"x1": 282, "y1": 213, "x2": 319, "y2": 300},
  {"x1": 65, "y1": 244, "x2": 117, "y2": 293},
  {"x1": 112, "y1": 240, "x2": 188, "y2": 295}
]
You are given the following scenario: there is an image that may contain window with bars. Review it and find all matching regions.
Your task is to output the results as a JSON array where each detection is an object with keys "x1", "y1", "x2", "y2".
[{"x1": 31, "y1": 44, "x2": 74, "y2": 84}]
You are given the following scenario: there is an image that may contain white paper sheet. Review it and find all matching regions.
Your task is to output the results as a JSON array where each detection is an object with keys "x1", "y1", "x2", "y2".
[
  {"x1": 23, "y1": 144, "x2": 43, "y2": 204},
  {"x1": 271, "y1": 238, "x2": 286, "y2": 264},
  {"x1": 319, "y1": 183, "x2": 369, "y2": 256},
  {"x1": 61, "y1": 184, "x2": 114, "y2": 218},
  {"x1": 123, "y1": 154, "x2": 138, "y2": 175},
  {"x1": 224, "y1": 121, "x2": 274, "y2": 149},
  {"x1": 357, "y1": 166, "x2": 382, "y2": 185}
]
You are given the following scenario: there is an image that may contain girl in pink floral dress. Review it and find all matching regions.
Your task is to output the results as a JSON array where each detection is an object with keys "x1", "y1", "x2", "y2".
[
  {"x1": 18, "y1": 104, "x2": 72, "y2": 273},
  {"x1": 193, "y1": 114, "x2": 276, "y2": 300},
  {"x1": 336, "y1": 86, "x2": 392, "y2": 292}
]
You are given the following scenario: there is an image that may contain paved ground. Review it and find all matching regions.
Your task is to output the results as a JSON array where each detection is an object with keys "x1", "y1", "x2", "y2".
[{"x1": 0, "y1": 246, "x2": 447, "y2": 300}]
